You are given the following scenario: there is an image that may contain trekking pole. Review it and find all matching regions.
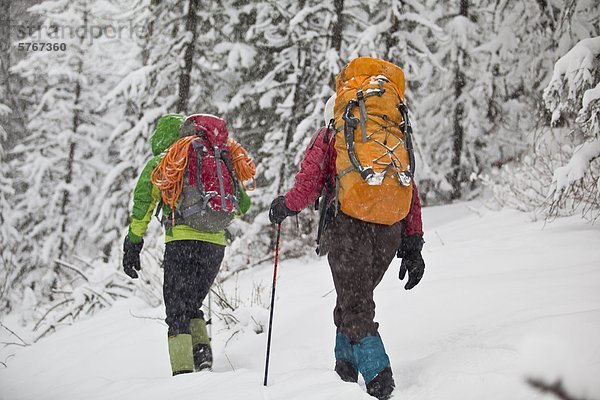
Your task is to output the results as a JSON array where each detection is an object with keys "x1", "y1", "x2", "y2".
[
  {"x1": 208, "y1": 288, "x2": 212, "y2": 339},
  {"x1": 263, "y1": 223, "x2": 282, "y2": 386}
]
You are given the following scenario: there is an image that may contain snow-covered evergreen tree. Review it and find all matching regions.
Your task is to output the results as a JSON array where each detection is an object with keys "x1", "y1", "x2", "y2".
[
  {"x1": 0, "y1": 0, "x2": 27, "y2": 312},
  {"x1": 413, "y1": 0, "x2": 488, "y2": 202},
  {"x1": 487, "y1": 0, "x2": 599, "y2": 221},
  {"x1": 542, "y1": 36, "x2": 600, "y2": 220},
  {"x1": 10, "y1": 0, "x2": 112, "y2": 309}
]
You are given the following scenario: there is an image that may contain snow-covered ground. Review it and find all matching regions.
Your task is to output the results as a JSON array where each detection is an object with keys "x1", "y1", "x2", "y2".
[{"x1": 1, "y1": 203, "x2": 599, "y2": 400}]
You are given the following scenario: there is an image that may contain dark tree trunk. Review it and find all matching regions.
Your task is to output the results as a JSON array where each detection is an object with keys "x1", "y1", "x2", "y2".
[
  {"x1": 459, "y1": 0, "x2": 469, "y2": 16},
  {"x1": 177, "y1": 0, "x2": 199, "y2": 114},
  {"x1": 450, "y1": 65, "x2": 465, "y2": 200},
  {"x1": 58, "y1": 71, "x2": 80, "y2": 261},
  {"x1": 0, "y1": 0, "x2": 10, "y2": 113},
  {"x1": 0, "y1": 0, "x2": 9, "y2": 64},
  {"x1": 328, "y1": 0, "x2": 344, "y2": 87},
  {"x1": 385, "y1": 9, "x2": 399, "y2": 59},
  {"x1": 0, "y1": 0, "x2": 27, "y2": 140},
  {"x1": 58, "y1": 11, "x2": 84, "y2": 260},
  {"x1": 331, "y1": 0, "x2": 344, "y2": 53},
  {"x1": 449, "y1": 0, "x2": 468, "y2": 200}
]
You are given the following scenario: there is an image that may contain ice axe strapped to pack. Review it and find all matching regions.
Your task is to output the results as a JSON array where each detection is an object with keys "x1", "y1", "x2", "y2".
[{"x1": 334, "y1": 57, "x2": 415, "y2": 225}]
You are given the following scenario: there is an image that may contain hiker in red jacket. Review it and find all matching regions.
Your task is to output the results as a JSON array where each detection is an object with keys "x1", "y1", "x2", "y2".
[{"x1": 269, "y1": 74, "x2": 425, "y2": 399}]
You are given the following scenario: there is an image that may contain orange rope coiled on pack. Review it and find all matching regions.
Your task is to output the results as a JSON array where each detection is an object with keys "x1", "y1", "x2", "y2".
[
  {"x1": 150, "y1": 136, "x2": 196, "y2": 225},
  {"x1": 227, "y1": 138, "x2": 256, "y2": 191}
]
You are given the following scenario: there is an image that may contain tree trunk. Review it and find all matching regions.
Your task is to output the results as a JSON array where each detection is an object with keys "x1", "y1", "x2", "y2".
[
  {"x1": 385, "y1": 6, "x2": 399, "y2": 59},
  {"x1": 331, "y1": 0, "x2": 344, "y2": 53},
  {"x1": 0, "y1": 0, "x2": 10, "y2": 122},
  {"x1": 329, "y1": 0, "x2": 344, "y2": 87},
  {"x1": 449, "y1": 0, "x2": 468, "y2": 200},
  {"x1": 0, "y1": 0, "x2": 27, "y2": 139},
  {"x1": 0, "y1": 0, "x2": 9, "y2": 68},
  {"x1": 459, "y1": 0, "x2": 468, "y2": 15},
  {"x1": 58, "y1": 12, "x2": 85, "y2": 261},
  {"x1": 177, "y1": 0, "x2": 199, "y2": 114}
]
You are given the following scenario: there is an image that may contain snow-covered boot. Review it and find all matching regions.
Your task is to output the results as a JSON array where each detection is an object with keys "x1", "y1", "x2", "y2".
[
  {"x1": 353, "y1": 335, "x2": 394, "y2": 399},
  {"x1": 168, "y1": 334, "x2": 194, "y2": 376},
  {"x1": 190, "y1": 318, "x2": 212, "y2": 371},
  {"x1": 334, "y1": 332, "x2": 358, "y2": 382}
]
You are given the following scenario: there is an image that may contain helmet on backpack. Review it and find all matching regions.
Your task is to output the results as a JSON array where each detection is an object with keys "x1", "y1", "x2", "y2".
[
  {"x1": 179, "y1": 114, "x2": 229, "y2": 144},
  {"x1": 324, "y1": 94, "x2": 336, "y2": 126}
]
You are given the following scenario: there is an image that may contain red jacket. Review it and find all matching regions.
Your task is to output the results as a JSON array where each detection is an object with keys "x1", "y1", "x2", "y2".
[{"x1": 284, "y1": 127, "x2": 424, "y2": 237}]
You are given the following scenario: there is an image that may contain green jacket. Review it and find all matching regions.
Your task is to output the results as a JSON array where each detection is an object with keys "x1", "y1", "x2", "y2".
[{"x1": 127, "y1": 114, "x2": 250, "y2": 246}]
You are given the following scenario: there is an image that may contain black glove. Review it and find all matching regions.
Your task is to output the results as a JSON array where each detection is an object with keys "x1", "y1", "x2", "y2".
[
  {"x1": 398, "y1": 235, "x2": 425, "y2": 290},
  {"x1": 123, "y1": 236, "x2": 143, "y2": 279},
  {"x1": 269, "y1": 196, "x2": 298, "y2": 224}
]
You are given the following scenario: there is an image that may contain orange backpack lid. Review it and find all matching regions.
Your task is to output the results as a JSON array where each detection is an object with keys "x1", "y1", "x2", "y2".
[{"x1": 336, "y1": 57, "x2": 405, "y2": 99}]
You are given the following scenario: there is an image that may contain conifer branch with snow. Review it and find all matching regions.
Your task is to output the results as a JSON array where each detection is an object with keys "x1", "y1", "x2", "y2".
[{"x1": 543, "y1": 36, "x2": 600, "y2": 221}]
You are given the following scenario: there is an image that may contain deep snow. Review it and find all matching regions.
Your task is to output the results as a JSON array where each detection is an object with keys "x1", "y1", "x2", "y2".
[{"x1": 1, "y1": 203, "x2": 599, "y2": 400}]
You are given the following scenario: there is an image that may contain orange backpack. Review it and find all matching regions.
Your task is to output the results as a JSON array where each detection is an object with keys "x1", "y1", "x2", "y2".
[{"x1": 333, "y1": 57, "x2": 415, "y2": 225}]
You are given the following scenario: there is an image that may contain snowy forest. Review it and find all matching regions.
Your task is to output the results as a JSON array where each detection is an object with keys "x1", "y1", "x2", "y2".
[{"x1": 0, "y1": 0, "x2": 599, "y2": 399}]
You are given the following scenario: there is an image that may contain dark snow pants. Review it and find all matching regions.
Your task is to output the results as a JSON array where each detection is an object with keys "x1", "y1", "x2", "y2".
[
  {"x1": 163, "y1": 240, "x2": 225, "y2": 336},
  {"x1": 323, "y1": 211, "x2": 403, "y2": 342}
]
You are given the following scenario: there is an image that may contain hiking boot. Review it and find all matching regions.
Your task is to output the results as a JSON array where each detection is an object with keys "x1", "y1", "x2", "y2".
[
  {"x1": 172, "y1": 369, "x2": 193, "y2": 376},
  {"x1": 193, "y1": 343, "x2": 213, "y2": 371},
  {"x1": 366, "y1": 367, "x2": 395, "y2": 400},
  {"x1": 190, "y1": 318, "x2": 212, "y2": 371},
  {"x1": 335, "y1": 359, "x2": 358, "y2": 382}
]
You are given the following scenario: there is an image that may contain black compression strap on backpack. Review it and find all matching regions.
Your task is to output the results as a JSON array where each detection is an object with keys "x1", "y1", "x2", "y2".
[
  {"x1": 357, "y1": 89, "x2": 368, "y2": 143},
  {"x1": 214, "y1": 147, "x2": 227, "y2": 210},
  {"x1": 397, "y1": 103, "x2": 416, "y2": 176},
  {"x1": 191, "y1": 139, "x2": 205, "y2": 194},
  {"x1": 323, "y1": 119, "x2": 334, "y2": 143},
  {"x1": 343, "y1": 100, "x2": 374, "y2": 181},
  {"x1": 221, "y1": 148, "x2": 241, "y2": 212}
]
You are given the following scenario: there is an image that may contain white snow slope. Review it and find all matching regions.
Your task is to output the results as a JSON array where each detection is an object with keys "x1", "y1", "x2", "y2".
[{"x1": 1, "y1": 203, "x2": 599, "y2": 400}]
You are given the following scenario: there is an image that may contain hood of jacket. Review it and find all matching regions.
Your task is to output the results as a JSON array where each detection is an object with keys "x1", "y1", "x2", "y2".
[{"x1": 150, "y1": 113, "x2": 185, "y2": 156}]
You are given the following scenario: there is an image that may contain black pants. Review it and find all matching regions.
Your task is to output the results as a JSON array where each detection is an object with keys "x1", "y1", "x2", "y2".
[
  {"x1": 324, "y1": 212, "x2": 403, "y2": 342},
  {"x1": 163, "y1": 240, "x2": 225, "y2": 336}
]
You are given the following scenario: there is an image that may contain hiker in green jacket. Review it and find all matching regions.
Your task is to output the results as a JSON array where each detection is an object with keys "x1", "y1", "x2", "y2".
[{"x1": 122, "y1": 113, "x2": 252, "y2": 375}]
